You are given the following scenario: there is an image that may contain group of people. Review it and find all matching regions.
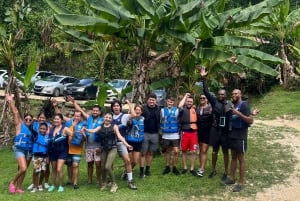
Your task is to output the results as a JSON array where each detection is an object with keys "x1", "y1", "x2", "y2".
[{"x1": 6, "y1": 67, "x2": 258, "y2": 194}]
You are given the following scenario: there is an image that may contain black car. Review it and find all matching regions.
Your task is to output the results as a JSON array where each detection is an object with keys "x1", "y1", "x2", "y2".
[{"x1": 64, "y1": 78, "x2": 98, "y2": 100}]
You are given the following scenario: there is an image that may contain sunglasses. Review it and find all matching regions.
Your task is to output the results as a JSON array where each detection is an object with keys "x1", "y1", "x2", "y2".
[
  {"x1": 24, "y1": 118, "x2": 32, "y2": 122},
  {"x1": 200, "y1": 97, "x2": 206, "y2": 99},
  {"x1": 218, "y1": 94, "x2": 225, "y2": 96}
]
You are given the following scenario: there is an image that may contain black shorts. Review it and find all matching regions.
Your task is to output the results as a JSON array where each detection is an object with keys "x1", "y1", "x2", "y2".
[
  {"x1": 162, "y1": 139, "x2": 180, "y2": 150},
  {"x1": 209, "y1": 127, "x2": 229, "y2": 149},
  {"x1": 229, "y1": 138, "x2": 247, "y2": 153},
  {"x1": 128, "y1": 141, "x2": 143, "y2": 152},
  {"x1": 198, "y1": 128, "x2": 211, "y2": 144}
]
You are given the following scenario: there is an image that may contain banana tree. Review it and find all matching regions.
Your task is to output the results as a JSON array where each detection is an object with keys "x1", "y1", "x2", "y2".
[
  {"x1": 45, "y1": 0, "x2": 284, "y2": 103},
  {"x1": 241, "y1": 0, "x2": 300, "y2": 85}
]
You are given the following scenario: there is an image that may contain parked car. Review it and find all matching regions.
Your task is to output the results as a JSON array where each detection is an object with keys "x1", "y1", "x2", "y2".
[
  {"x1": 64, "y1": 78, "x2": 98, "y2": 100},
  {"x1": 0, "y1": 70, "x2": 8, "y2": 88},
  {"x1": 33, "y1": 75, "x2": 78, "y2": 97},
  {"x1": 18, "y1": 70, "x2": 55, "y2": 87},
  {"x1": 106, "y1": 79, "x2": 131, "y2": 102},
  {"x1": 31, "y1": 71, "x2": 55, "y2": 83}
]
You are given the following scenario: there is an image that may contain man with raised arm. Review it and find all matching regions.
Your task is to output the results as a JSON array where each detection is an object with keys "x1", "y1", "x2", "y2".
[
  {"x1": 200, "y1": 67, "x2": 232, "y2": 181},
  {"x1": 178, "y1": 93, "x2": 198, "y2": 176}
]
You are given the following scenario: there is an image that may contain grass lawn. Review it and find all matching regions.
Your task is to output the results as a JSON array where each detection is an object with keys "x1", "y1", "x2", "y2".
[
  {"x1": 0, "y1": 85, "x2": 299, "y2": 200},
  {"x1": 0, "y1": 124, "x2": 297, "y2": 201}
]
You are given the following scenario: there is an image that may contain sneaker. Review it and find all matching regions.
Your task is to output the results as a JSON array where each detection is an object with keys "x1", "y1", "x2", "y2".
[
  {"x1": 57, "y1": 186, "x2": 64, "y2": 192},
  {"x1": 128, "y1": 181, "x2": 137, "y2": 190},
  {"x1": 162, "y1": 166, "x2": 171, "y2": 175},
  {"x1": 221, "y1": 178, "x2": 235, "y2": 185},
  {"x1": 172, "y1": 167, "x2": 180, "y2": 176},
  {"x1": 30, "y1": 188, "x2": 38, "y2": 193},
  {"x1": 197, "y1": 169, "x2": 204, "y2": 177},
  {"x1": 15, "y1": 189, "x2": 25, "y2": 193},
  {"x1": 9, "y1": 183, "x2": 15, "y2": 194},
  {"x1": 232, "y1": 184, "x2": 244, "y2": 192},
  {"x1": 73, "y1": 184, "x2": 79, "y2": 190},
  {"x1": 110, "y1": 183, "x2": 118, "y2": 193},
  {"x1": 190, "y1": 170, "x2": 198, "y2": 176},
  {"x1": 48, "y1": 185, "x2": 55, "y2": 192},
  {"x1": 38, "y1": 185, "x2": 43, "y2": 191},
  {"x1": 100, "y1": 183, "x2": 108, "y2": 191},
  {"x1": 121, "y1": 171, "x2": 128, "y2": 181},
  {"x1": 44, "y1": 183, "x2": 50, "y2": 189},
  {"x1": 181, "y1": 169, "x2": 188, "y2": 174},
  {"x1": 221, "y1": 173, "x2": 227, "y2": 182},
  {"x1": 27, "y1": 183, "x2": 34, "y2": 191},
  {"x1": 208, "y1": 170, "x2": 217, "y2": 179},
  {"x1": 145, "y1": 170, "x2": 151, "y2": 176},
  {"x1": 139, "y1": 173, "x2": 145, "y2": 179}
]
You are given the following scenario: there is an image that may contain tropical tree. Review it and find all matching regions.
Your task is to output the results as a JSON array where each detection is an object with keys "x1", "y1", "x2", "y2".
[
  {"x1": 243, "y1": 0, "x2": 300, "y2": 86},
  {"x1": 45, "y1": 0, "x2": 284, "y2": 104}
]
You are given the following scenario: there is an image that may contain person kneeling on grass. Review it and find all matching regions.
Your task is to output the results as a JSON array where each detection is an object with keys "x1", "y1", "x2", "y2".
[
  {"x1": 30, "y1": 122, "x2": 50, "y2": 192},
  {"x1": 83, "y1": 113, "x2": 133, "y2": 193}
]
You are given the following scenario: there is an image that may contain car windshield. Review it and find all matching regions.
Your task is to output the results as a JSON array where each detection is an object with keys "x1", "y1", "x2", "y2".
[
  {"x1": 108, "y1": 80, "x2": 127, "y2": 89},
  {"x1": 43, "y1": 75, "x2": 63, "y2": 82},
  {"x1": 77, "y1": 78, "x2": 94, "y2": 85}
]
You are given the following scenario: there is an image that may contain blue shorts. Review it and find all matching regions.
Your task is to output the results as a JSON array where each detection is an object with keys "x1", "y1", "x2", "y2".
[
  {"x1": 14, "y1": 147, "x2": 32, "y2": 159},
  {"x1": 65, "y1": 154, "x2": 81, "y2": 165},
  {"x1": 49, "y1": 150, "x2": 68, "y2": 161}
]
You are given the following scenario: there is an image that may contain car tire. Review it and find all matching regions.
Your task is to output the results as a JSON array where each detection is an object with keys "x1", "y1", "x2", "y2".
[{"x1": 53, "y1": 88, "x2": 60, "y2": 97}]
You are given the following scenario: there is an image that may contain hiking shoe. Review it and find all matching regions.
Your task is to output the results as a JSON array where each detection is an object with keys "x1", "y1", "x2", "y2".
[
  {"x1": 9, "y1": 183, "x2": 16, "y2": 194},
  {"x1": 48, "y1": 185, "x2": 55, "y2": 192},
  {"x1": 208, "y1": 170, "x2": 217, "y2": 179},
  {"x1": 190, "y1": 170, "x2": 198, "y2": 176},
  {"x1": 221, "y1": 178, "x2": 235, "y2": 185},
  {"x1": 232, "y1": 184, "x2": 243, "y2": 192},
  {"x1": 197, "y1": 168, "x2": 204, "y2": 177},
  {"x1": 38, "y1": 185, "x2": 43, "y2": 191},
  {"x1": 73, "y1": 184, "x2": 79, "y2": 190},
  {"x1": 110, "y1": 183, "x2": 118, "y2": 193},
  {"x1": 172, "y1": 167, "x2": 180, "y2": 175},
  {"x1": 27, "y1": 183, "x2": 34, "y2": 191},
  {"x1": 128, "y1": 181, "x2": 137, "y2": 190},
  {"x1": 221, "y1": 173, "x2": 227, "y2": 182},
  {"x1": 121, "y1": 171, "x2": 128, "y2": 181},
  {"x1": 57, "y1": 186, "x2": 64, "y2": 192},
  {"x1": 44, "y1": 183, "x2": 50, "y2": 189},
  {"x1": 162, "y1": 166, "x2": 171, "y2": 175},
  {"x1": 145, "y1": 170, "x2": 151, "y2": 176},
  {"x1": 30, "y1": 188, "x2": 38, "y2": 193},
  {"x1": 181, "y1": 169, "x2": 188, "y2": 174}
]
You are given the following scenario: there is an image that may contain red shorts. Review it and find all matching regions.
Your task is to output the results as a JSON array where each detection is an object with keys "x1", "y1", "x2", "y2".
[{"x1": 181, "y1": 131, "x2": 198, "y2": 152}]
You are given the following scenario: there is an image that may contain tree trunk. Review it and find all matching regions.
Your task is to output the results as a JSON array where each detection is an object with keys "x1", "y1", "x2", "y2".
[{"x1": 280, "y1": 43, "x2": 297, "y2": 85}]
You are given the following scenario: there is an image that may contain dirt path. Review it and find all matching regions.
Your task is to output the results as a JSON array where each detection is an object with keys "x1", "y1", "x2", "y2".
[{"x1": 254, "y1": 118, "x2": 300, "y2": 201}]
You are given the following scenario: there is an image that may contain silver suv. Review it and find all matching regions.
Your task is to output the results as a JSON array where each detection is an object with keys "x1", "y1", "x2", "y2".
[{"x1": 33, "y1": 75, "x2": 78, "y2": 96}]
